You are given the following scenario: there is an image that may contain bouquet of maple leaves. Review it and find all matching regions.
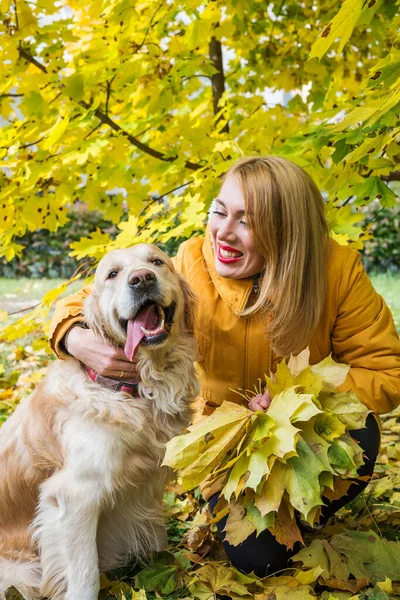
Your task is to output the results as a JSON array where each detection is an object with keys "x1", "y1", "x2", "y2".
[{"x1": 163, "y1": 349, "x2": 369, "y2": 550}]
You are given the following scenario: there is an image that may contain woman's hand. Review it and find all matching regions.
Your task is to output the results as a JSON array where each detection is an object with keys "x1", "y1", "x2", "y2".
[
  {"x1": 248, "y1": 388, "x2": 272, "y2": 412},
  {"x1": 64, "y1": 326, "x2": 140, "y2": 382}
]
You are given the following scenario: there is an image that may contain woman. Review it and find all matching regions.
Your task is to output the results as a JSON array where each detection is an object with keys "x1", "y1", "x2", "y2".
[{"x1": 50, "y1": 156, "x2": 400, "y2": 576}]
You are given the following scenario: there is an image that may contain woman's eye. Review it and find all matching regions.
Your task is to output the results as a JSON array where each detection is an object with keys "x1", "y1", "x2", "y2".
[
  {"x1": 240, "y1": 220, "x2": 248, "y2": 227},
  {"x1": 107, "y1": 271, "x2": 118, "y2": 279},
  {"x1": 152, "y1": 258, "x2": 164, "y2": 266},
  {"x1": 213, "y1": 210, "x2": 226, "y2": 217}
]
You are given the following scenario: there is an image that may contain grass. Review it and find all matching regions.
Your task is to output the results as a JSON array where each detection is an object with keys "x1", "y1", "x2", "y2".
[
  {"x1": 0, "y1": 278, "x2": 83, "y2": 316},
  {"x1": 369, "y1": 271, "x2": 400, "y2": 331},
  {"x1": 0, "y1": 273, "x2": 399, "y2": 329},
  {"x1": 0, "y1": 274, "x2": 399, "y2": 599},
  {"x1": 0, "y1": 277, "x2": 82, "y2": 300},
  {"x1": 0, "y1": 277, "x2": 67, "y2": 298}
]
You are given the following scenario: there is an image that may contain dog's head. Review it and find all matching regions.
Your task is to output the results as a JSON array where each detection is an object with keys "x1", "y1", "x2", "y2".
[{"x1": 84, "y1": 244, "x2": 195, "y2": 360}]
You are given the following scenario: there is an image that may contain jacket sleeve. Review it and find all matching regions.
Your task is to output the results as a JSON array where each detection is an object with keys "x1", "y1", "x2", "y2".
[
  {"x1": 48, "y1": 285, "x2": 93, "y2": 359},
  {"x1": 333, "y1": 251, "x2": 400, "y2": 414}
]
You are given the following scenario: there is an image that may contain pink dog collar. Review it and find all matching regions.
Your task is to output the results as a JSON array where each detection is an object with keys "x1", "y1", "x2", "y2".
[{"x1": 86, "y1": 367, "x2": 140, "y2": 397}]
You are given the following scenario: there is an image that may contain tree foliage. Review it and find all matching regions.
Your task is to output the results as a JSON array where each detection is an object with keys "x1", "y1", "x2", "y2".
[{"x1": 1, "y1": 0, "x2": 400, "y2": 272}]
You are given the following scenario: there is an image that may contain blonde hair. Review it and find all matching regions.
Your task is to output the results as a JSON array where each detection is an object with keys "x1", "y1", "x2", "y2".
[{"x1": 227, "y1": 156, "x2": 330, "y2": 357}]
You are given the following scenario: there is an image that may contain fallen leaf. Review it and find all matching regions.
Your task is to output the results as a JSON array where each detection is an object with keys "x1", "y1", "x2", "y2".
[
  {"x1": 269, "y1": 499, "x2": 304, "y2": 551},
  {"x1": 223, "y1": 501, "x2": 256, "y2": 546}
]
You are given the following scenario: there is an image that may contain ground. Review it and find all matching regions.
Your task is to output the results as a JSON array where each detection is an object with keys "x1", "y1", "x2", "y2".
[{"x1": 0, "y1": 275, "x2": 399, "y2": 600}]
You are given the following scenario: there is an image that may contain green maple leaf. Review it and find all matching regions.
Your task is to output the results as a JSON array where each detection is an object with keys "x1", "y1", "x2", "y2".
[
  {"x1": 134, "y1": 552, "x2": 182, "y2": 595},
  {"x1": 310, "y1": 0, "x2": 380, "y2": 59},
  {"x1": 294, "y1": 530, "x2": 400, "y2": 588},
  {"x1": 243, "y1": 498, "x2": 275, "y2": 536},
  {"x1": 333, "y1": 531, "x2": 400, "y2": 582},
  {"x1": 284, "y1": 438, "x2": 328, "y2": 522},
  {"x1": 163, "y1": 401, "x2": 251, "y2": 491},
  {"x1": 64, "y1": 74, "x2": 85, "y2": 101},
  {"x1": 321, "y1": 392, "x2": 370, "y2": 430},
  {"x1": 328, "y1": 434, "x2": 364, "y2": 477},
  {"x1": 313, "y1": 412, "x2": 347, "y2": 442}
]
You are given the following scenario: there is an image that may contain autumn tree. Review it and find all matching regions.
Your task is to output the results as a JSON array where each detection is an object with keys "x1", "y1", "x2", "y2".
[{"x1": 0, "y1": 0, "x2": 399, "y2": 333}]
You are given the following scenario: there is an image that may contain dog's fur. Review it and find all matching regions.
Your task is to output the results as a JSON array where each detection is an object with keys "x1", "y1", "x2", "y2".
[{"x1": 0, "y1": 244, "x2": 198, "y2": 600}]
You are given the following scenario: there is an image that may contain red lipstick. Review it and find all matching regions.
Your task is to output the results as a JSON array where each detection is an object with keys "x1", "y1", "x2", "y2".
[
  {"x1": 219, "y1": 244, "x2": 241, "y2": 252},
  {"x1": 217, "y1": 243, "x2": 243, "y2": 264}
]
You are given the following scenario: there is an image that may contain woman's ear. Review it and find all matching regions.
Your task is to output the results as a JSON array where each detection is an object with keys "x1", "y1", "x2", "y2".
[
  {"x1": 83, "y1": 291, "x2": 105, "y2": 340},
  {"x1": 178, "y1": 274, "x2": 197, "y2": 334}
]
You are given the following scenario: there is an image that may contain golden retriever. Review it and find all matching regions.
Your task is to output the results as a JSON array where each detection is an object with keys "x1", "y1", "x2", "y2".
[{"x1": 0, "y1": 244, "x2": 198, "y2": 600}]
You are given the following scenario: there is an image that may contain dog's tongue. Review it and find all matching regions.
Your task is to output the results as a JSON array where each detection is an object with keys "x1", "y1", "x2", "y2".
[{"x1": 124, "y1": 304, "x2": 159, "y2": 361}]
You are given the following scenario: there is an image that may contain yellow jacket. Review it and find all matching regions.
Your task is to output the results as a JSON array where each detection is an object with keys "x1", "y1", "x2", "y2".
[{"x1": 50, "y1": 234, "x2": 400, "y2": 416}]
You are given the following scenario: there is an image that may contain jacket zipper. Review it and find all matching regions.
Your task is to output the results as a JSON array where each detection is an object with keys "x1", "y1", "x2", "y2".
[{"x1": 243, "y1": 279, "x2": 260, "y2": 393}]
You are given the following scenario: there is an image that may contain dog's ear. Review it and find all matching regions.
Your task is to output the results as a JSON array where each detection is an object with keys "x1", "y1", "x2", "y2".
[
  {"x1": 83, "y1": 291, "x2": 105, "y2": 340},
  {"x1": 178, "y1": 274, "x2": 197, "y2": 334}
]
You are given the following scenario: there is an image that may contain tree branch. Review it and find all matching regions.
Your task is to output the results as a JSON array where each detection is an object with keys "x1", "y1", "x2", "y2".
[
  {"x1": 136, "y1": 1, "x2": 165, "y2": 52},
  {"x1": 181, "y1": 74, "x2": 212, "y2": 83},
  {"x1": 19, "y1": 48, "x2": 47, "y2": 72},
  {"x1": 209, "y1": 36, "x2": 229, "y2": 134},
  {"x1": 381, "y1": 171, "x2": 400, "y2": 182},
  {"x1": 18, "y1": 48, "x2": 202, "y2": 171},
  {"x1": 265, "y1": 0, "x2": 285, "y2": 57},
  {"x1": 137, "y1": 180, "x2": 193, "y2": 220},
  {"x1": 13, "y1": 0, "x2": 19, "y2": 30},
  {"x1": 105, "y1": 77, "x2": 115, "y2": 117},
  {"x1": 79, "y1": 100, "x2": 201, "y2": 169}
]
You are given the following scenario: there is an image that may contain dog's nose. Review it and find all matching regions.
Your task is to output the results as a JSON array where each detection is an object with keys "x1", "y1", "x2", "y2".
[{"x1": 128, "y1": 269, "x2": 156, "y2": 289}]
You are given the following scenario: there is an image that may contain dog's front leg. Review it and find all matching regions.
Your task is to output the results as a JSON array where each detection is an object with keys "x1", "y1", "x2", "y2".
[{"x1": 35, "y1": 471, "x2": 101, "y2": 600}]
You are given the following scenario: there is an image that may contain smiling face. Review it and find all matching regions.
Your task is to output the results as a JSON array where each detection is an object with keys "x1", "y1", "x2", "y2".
[{"x1": 209, "y1": 175, "x2": 265, "y2": 279}]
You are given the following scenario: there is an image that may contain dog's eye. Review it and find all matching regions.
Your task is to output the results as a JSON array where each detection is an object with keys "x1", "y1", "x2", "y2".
[
  {"x1": 107, "y1": 270, "x2": 118, "y2": 279},
  {"x1": 151, "y1": 258, "x2": 164, "y2": 266}
]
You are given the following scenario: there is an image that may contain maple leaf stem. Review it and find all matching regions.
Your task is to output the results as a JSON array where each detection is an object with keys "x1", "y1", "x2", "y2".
[
  {"x1": 136, "y1": 180, "x2": 194, "y2": 237},
  {"x1": 48, "y1": 93, "x2": 62, "y2": 106},
  {"x1": 137, "y1": 180, "x2": 194, "y2": 219},
  {"x1": 339, "y1": 195, "x2": 355, "y2": 208},
  {"x1": 84, "y1": 124, "x2": 102, "y2": 141},
  {"x1": 227, "y1": 387, "x2": 254, "y2": 401}
]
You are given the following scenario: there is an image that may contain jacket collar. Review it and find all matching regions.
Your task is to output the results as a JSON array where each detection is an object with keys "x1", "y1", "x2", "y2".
[{"x1": 202, "y1": 225, "x2": 256, "y2": 317}]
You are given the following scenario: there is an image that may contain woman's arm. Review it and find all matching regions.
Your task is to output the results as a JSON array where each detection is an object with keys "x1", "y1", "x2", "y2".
[
  {"x1": 49, "y1": 285, "x2": 139, "y2": 380},
  {"x1": 64, "y1": 326, "x2": 139, "y2": 380},
  {"x1": 332, "y1": 251, "x2": 400, "y2": 414},
  {"x1": 49, "y1": 285, "x2": 92, "y2": 359}
]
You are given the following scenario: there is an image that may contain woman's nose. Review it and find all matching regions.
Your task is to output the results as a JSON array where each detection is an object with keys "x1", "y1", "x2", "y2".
[{"x1": 217, "y1": 217, "x2": 237, "y2": 241}]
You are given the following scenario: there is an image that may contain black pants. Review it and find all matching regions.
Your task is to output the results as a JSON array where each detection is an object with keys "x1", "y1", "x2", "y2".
[{"x1": 209, "y1": 414, "x2": 380, "y2": 577}]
